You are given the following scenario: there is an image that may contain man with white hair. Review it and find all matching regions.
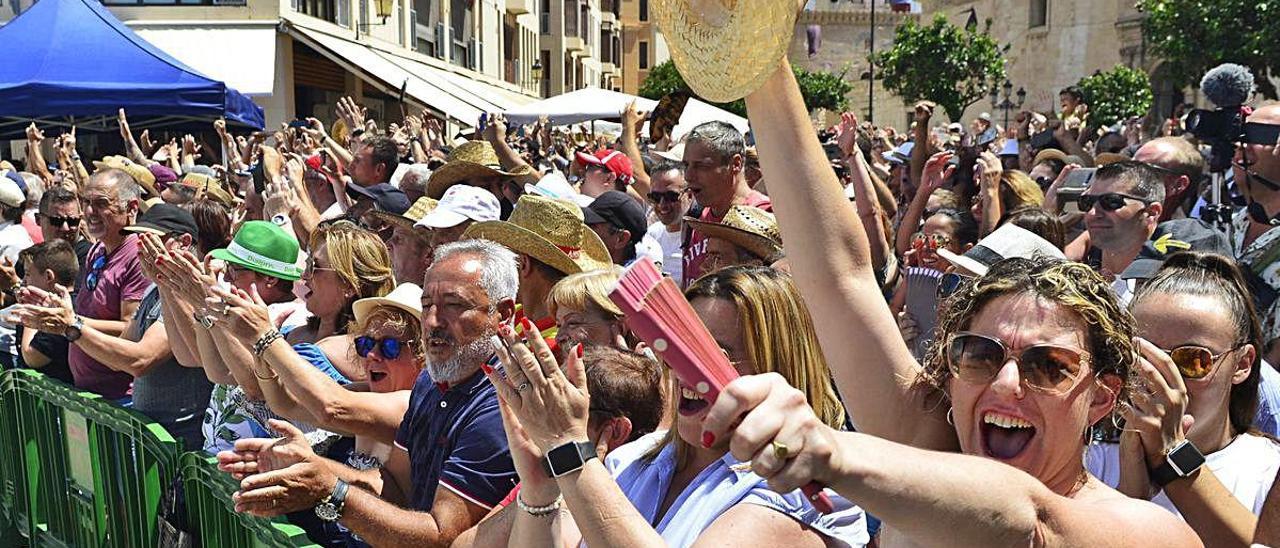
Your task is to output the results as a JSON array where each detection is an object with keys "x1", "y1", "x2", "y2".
[
  {"x1": 217, "y1": 239, "x2": 520, "y2": 548},
  {"x1": 398, "y1": 164, "x2": 431, "y2": 204}
]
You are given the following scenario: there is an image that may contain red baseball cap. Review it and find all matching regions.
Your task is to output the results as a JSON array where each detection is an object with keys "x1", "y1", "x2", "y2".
[{"x1": 574, "y1": 149, "x2": 633, "y2": 185}]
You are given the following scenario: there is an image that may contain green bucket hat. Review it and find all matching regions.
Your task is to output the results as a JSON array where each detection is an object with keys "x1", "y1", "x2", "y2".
[{"x1": 210, "y1": 221, "x2": 304, "y2": 281}]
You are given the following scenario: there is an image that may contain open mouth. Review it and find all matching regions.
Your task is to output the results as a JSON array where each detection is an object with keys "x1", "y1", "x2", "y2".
[
  {"x1": 677, "y1": 386, "x2": 709, "y2": 416},
  {"x1": 368, "y1": 371, "x2": 388, "y2": 383},
  {"x1": 980, "y1": 411, "x2": 1036, "y2": 460}
]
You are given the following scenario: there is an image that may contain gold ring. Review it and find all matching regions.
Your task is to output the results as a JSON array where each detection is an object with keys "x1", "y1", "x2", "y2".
[{"x1": 771, "y1": 440, "x2": 789, "y2": 460}]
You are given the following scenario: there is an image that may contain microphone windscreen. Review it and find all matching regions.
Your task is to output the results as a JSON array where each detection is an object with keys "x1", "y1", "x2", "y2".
[{"x1": 1200, "y1": 63, "x2": 1254, "y2": 108}]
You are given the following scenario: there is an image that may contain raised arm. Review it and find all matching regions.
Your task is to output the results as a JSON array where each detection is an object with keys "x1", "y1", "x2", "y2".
[
  {"x1": 896, "y1": 152, "x2": 954, "y2": 256},
  {"x1": 25, "y1": 124, "x2": 53, "y2": 185},
  {"x1": 619, "y1": 101, "x2": 652, "y2": 198},
  {"x1": 743, "y1": 58, "x2": 950, "y2": 448}
]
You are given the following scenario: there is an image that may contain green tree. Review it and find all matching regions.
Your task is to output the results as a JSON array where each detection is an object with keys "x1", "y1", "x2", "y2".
[
  {"x1": 638, "y1": 60, "x2": 852, "y2": 117},
  {"x1": 1076, "y1": 65, "x2": 1154, "y2": 128},
  {"x1": 870, "y1": 14, "x2": 1008, "y2": 122},
  {"x1": 1138, "y1": 0, "x2": 1279, "y2": 99}
]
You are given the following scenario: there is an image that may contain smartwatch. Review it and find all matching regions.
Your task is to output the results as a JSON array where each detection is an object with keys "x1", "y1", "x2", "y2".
[
  {"x1": 63, "y1": 316, "x2": 84, "y2": 342},
  {"x1": 542, "y1": 440, "x2": 597, "y2": 478},
  {"x1": 1149, "y1": 439, "x2": 1206, "y2": 487},
  {"x1": 271, "y1": 213, "x2": 290, "y2": 227},
  {"x1": 314, "y1": 479, "x2": 349, "y2": 522}
]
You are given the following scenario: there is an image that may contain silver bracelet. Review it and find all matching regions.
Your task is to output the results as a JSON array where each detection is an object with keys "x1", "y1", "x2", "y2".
[
  {"x1": 516, "y1": 492, "x2": 562, "y2": 517},
  {"x1": 253, "y1": 329, "x2": 285, "y2": 357}
]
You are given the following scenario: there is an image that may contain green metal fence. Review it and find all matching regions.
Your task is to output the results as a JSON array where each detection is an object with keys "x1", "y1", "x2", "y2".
[{"x1": 0, "y1": 369, "x2": 317, "y2": 547}]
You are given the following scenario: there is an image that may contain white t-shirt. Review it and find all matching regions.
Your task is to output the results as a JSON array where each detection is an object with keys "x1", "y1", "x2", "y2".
[
  {"x1": 0, "y1": 221, "x2": 33, "y2": 264},
  {"x1": 1087, "y1": 433, "x2": 1280, "y2": 515},
  {"x1": 646, "y1": 221, "x2": 683, "y2": 283}
]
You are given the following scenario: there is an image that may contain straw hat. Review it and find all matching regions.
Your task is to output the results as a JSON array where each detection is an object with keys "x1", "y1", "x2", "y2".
[
  {"x1": 370, "y1": 196, "x2": 439, "y2": 229},
  {"x1": 426, "y1": 141, "x2": 538, "y2": 199},
  {"x1": 463, "y1": 194, "x2": 613, "y2": 275},
  {"x1": 93, "y1": 156, "x2": 159, "y2": 198},
  {"x1": 654, "y1": 0, "x2": 801, "y2": 102},
  {"x1": 685, "y1": 205, "x2": 783, "y2": 262},
  {"x1": 353, "y1": 282, "x2": 424, "y2": 325}
]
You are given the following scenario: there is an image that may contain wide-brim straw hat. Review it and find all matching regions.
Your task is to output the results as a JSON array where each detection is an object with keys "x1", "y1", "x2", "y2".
[
  {"x1": 353, "y1": 282, "x2": 424, "y2": 325},
  {"x1": 426, "y1": 141, "x2": 539, "y2": 199},
  {"x1": 685, "y1": 205, "x2": 783, "y2": 262},
  {"x1": 93, "y1": 155, "x2": 159, "y2": 198},
  {"x1": 463, "y1": 194, "x2": 614, "y2": 275},
  {"x1": 370, "y1": 196, "x2": 438, "y2": 229},
  {"x1": 654, "y1": 0, "x2": 802, "y2": 102}
]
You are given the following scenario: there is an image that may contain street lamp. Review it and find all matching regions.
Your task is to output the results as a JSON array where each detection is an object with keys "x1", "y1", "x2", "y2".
[
  {"x1": 356, "y1": 0, "x2": 394, "y2": 32},
  {"x1": 531, "y1": 59, "x2": 544, "y2": 97},
  {"x1": 990, "y1": 79, "x2": 1026, "y2": 129}
]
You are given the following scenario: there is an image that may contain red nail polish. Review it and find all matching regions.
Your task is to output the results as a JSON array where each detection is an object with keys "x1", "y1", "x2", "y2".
[
  {"x1": 480, "y1": 363, "x2": 493, "y2": 375},
  {"x1": 576, "y1": 343, "x2": 584, "y2": 358},
  {"x1": 701, "y1": 432, "x2": 715, "y2": 448},
  {"x1": 499, "y1": 324, "x2": 512, "y2": 337},
  {"x1": 520, "y1": 317, "x2": 533, "y2": 333}
]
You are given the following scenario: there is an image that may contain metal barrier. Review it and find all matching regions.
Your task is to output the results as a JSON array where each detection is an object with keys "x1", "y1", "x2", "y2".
[
  {"x1": 0, "y1": 369, "x2": 317, "y2": 547},
  {"x1": 180, "y1": 453, "x2": 316, "y2": 548}
]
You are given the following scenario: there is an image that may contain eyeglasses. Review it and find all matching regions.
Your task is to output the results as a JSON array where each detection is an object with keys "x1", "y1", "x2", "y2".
[
  {"x1": 85, "y1": 254, "x2": 107, "y2": 291},
  {"x1": 355, "y1": 336, "x2": 404, "y2": 359},
  {"x1": 937, "y1": 272, "x2": 970, "y2": 299},
  {"x1": 303, "y1": 259, "x2": 336, "y2": 277},
  {"x1": 79, "y1": 196, "x2": 118, "y2": 212},
  {"x1": 1078, "y1": 193, "x2": 1151, "y2": 213},
  {"x1": 947, "y1": 332, "x2": 1092, "y2": 394},
  {"x1": 647, "y1": 189, "x2": 687, "y2": 204},
  {"x1": 43, "y1": 215, "x2": 81, "y2": 228},
  {"x1": 911, "y1": 232, "x2": 951, "y2": 250},
  {"x1": 1160, "y1": 344, "x2": 1240, "y2": 380}
]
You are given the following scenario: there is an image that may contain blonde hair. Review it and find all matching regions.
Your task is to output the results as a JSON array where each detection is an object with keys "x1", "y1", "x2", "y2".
[
  {"x1": 649, "y1": 266, "x2": 847, "y2": 469},
  {"x1": 349, "y1": 305, "x2": 426, "y2": 368},
  {"x1": 310, "y1": 221, "x2": 396, "y2": 329},
  {"x1": 547, "y1": 268, "x2": 624, "y2": 319},
  {"x1": 1000, "y1": 170, "x2": 1045, "y2": 209}
]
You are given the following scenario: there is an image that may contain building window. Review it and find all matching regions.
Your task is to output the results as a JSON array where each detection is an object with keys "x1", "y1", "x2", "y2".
[
  {"x1": 639, "y1": 0, "x2": 648, "y2": 21},
  {"x1": 639, "y1": 40, "x2": 649, "y2": 69},
  {"x1": 1029, "y1": 0, "x2": 1047, "y2": 28}
]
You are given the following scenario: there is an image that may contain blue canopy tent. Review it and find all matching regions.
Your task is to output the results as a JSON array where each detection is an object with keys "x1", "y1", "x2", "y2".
[{"x1": 0, "y1": 0, "x2": 265, "y2": 138}]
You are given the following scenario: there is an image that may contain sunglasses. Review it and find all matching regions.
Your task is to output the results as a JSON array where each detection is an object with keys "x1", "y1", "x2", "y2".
[
  {"x1": 355, "y1": 336, "x2": 404, "y2": 360},
  {"x1": 947, "y1": 332, "x2": 1092, "y2": 394},
  {"x1": 43, "y1": 215, "x2": 81, "y2": 228},
  {"x1": 85, "y1": 254, "x2": 107, "y2": 291},
  {"x1": 911, "y1": 232, "x2": 951, "y2": 250},
  {"x1": 647, "y1": 189, "x2": 687, "y2": 204},
  {"x1": 937, "y1": 272, "x2": 969, "y2": 299},
  {"x1": 1160, "y1": 344, "x2": 1239, "y2": 380},
  {"x1": 1078, "y1": 193, "x2": 1150, "y2": 213}
]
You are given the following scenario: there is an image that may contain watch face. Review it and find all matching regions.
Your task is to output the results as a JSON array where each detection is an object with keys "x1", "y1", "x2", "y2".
[
  {"x1": 315, "y1": 502, "x2": 340, "y2": 522},
  {"x1": 1168, "y1": 441, "x2": 1205, "y2": 474}
]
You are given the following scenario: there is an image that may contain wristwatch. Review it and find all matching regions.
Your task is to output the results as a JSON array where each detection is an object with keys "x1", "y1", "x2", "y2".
[
  {"x1": 192, "y1": 310, "x2": 215, "y2": 329},
  {"x1": 1149, "y1": 439, "x2": 1206, "y2": 487},
  {"x1": 63, "y1": 316, "x2": 84, "y2": 342},
  {"x1": 314, "y1": 479, "x2": 349, "y2": 522},
  {"x1": 541, "y1": 440, "x2": 597, "y2": 478},
  {"x1": 270, "y1": 213, "x2": 289, "y2": 227}
]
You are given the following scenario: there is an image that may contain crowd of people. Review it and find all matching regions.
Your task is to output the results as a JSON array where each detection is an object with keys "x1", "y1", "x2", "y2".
[{"x1": 6, "y1": 53, "x2": 1280, "y2": 546}]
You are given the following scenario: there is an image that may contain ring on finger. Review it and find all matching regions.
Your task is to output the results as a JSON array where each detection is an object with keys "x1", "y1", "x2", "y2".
[
  {"x1": 771, "y1": 441, "x2": 790, "y2": 460},
  {"x1": 515, "y1": 382, "x2": 530, "y2": 393}
]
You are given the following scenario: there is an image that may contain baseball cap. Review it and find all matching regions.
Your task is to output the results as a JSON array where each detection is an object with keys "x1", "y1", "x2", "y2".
[
  {"x1": 938, "y1": 224, "x2": 1065, "y2": 277},
  {"x1": 582, "y1": 190, "x2": 647, "y2": 245},
  {"x1": 149, "y1": 164, "x2": 179, "y2": 187},
  {"x1": 0, "y1": 171, "x2": 25, "y2": 208},
  {"x1": 1120, "y1": 219, "x2": 1233, "y2": 280},
  {"x1": 345, "y1": 183, "x2": 410, "y2": 215},
  {"x1": 525, "y1": 172, "x2": 594, "y2": 207},
  {"x1": 575, "y1": 149, "x2": 634, "y2": 185},
  {"x1": 123, "y1": 203, "x2": 198, "y2": 238},
  {"x1": 415, "y1": 184, "x2": 501, "y2": 229}
]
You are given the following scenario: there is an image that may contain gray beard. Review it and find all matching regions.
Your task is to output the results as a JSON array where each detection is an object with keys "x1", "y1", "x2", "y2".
[{"x1": 426, "y1": 334, "x2": 494, "y2": 386}]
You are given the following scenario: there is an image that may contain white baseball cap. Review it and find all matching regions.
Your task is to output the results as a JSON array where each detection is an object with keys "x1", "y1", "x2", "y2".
[
  {"x1": 525, "y1": 172, "x2": 594, "y2": 207},
  {"x1": 0, "y1": 172, "x2": 25, "y2": 208},
  {"x1": 415, "y1": 184, "x2": 501, "y2": 229}
]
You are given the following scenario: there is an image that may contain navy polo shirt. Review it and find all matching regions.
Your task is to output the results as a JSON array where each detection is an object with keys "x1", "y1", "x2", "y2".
[{"x1": 394, "y1": 366, "x2": 518, "y2": 511}]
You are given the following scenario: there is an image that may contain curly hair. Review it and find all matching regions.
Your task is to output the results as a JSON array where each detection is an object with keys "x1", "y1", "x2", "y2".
[
  {"x1": 348, "y1": 305, "x2": 425, "y2": 377},
  {"x1": 920, "y1": 257, "x2": 1137, "y2": 408}
]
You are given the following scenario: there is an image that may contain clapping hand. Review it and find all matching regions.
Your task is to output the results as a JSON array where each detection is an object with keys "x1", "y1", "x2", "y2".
[
  {"x1": 484, "y1": 320, "x2": 590, "y2": 454},
  {"x1": 210, "y1": 283, "x2": 273, "y2": 344},
  {"x1": 7, "y1": 284, "x2": 76, "y2": 335},
  {"x1": 1118, "y1": 338, "x2": 1196, "y2": 498},
  {"x1": 226, "y1": 419, "x2": 336, "y2": 517}
]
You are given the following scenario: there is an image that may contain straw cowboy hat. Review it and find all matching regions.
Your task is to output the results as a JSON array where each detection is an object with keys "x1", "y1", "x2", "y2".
[
  {"x1": 426, "y1": 141, "x2": 538, "y2": 199},
  {"x1": 176, "y1": 172, "x2": 238, "y2": 207},
  {"x1": 93, "y1": 155, "x2": 159, "y2": 198},
  {"x1": 370, "y1": 196, "x2": 438, "y2": 229},
  {"x1": 463, "y1": 194, "x2": 613, "y2": 275},
  {"x1": 685, "y1": 205, "x2": 784, "y2": 262},
  {"x1": 653, "y1": 0, "x2": 802, "y2": 102}
]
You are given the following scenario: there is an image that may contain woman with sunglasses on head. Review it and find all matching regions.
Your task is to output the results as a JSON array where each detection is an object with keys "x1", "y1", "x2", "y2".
[
  {"x1": 1084, "y1": 252, "x2": 1280, "y2": 545},
  {"x1": 494, "y1": 266, "x2": 867, "y2": 548},
  {"x1": 714, "y1": 58, "x2": 1198, "y2": 546}
]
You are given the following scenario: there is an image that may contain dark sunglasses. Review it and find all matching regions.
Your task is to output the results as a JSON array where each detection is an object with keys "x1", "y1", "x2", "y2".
[
  {"x1": 947, "y1": 332, "x2": 1092, "y2": 394},
  {"x1": 85, "y1": 254, "x2": 107, "y2": 291},
  {"x1": 43, "y1": 215, "x2": 81, "y2": 228},
  {"x1": 355, "y1": 336, "x2": 403, "y2": 359},
  {"x1": 1161, "y1": 345, "x2": 1239, "y2": 380},
  {"x1": 647, "y1": 190, "x2": 687, "y2": 204},
  {"x1": 937, "y1": 272, "x2": 969, "y2": 299},
  {"x1": 1078, "y1": 193, "x2": 1150, "y2": 213}
]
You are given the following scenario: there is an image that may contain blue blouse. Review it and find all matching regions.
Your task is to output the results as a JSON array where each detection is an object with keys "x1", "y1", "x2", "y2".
[{"x1": 605, "y1": 431, "x2": 869, "y2": 548}]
